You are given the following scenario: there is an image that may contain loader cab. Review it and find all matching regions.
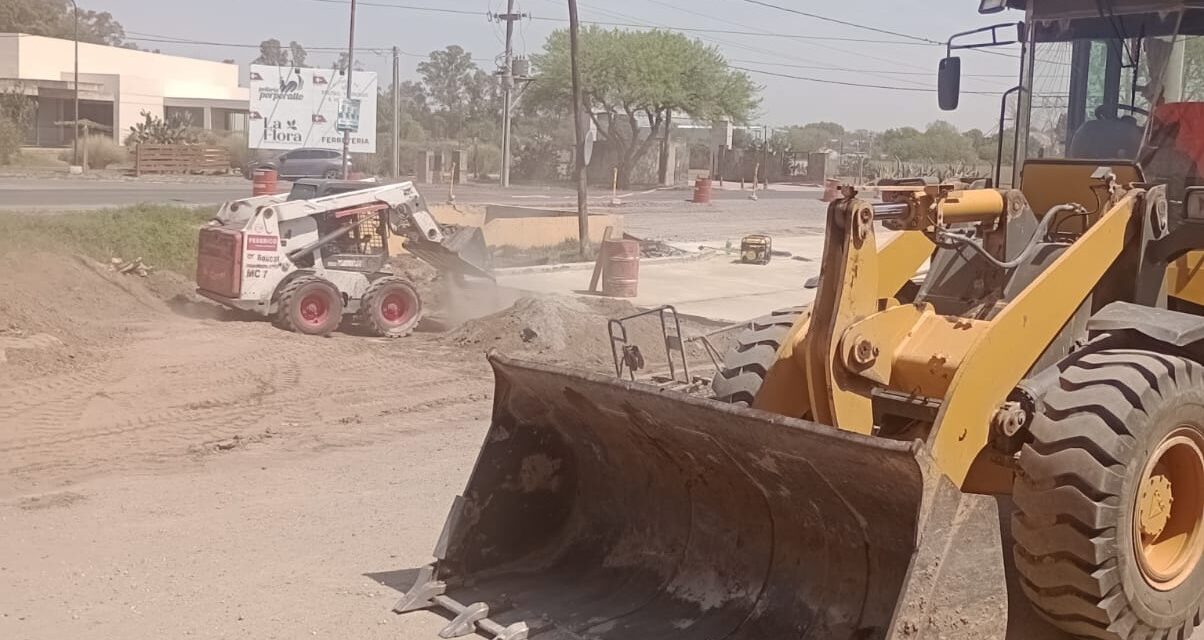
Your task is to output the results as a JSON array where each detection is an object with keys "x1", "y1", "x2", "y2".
[{"x1": 941, "y1": 1, "x2": 1204, "y2": 202}]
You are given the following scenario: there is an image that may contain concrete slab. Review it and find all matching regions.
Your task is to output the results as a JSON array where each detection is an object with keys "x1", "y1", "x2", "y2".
[{"x1": 496, "y1": 235, "x2": 827, "y2": 323}]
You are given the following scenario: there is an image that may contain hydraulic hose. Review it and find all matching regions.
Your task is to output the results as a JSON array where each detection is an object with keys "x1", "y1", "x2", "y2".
[{"x1": 934, "y1": 203, "x2": 1086, "y2": 270}]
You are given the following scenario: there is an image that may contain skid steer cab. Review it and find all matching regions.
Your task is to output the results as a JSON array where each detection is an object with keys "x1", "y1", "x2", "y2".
[{"x1": 196, "y1": 179, "x2": 492, "y2": 337}]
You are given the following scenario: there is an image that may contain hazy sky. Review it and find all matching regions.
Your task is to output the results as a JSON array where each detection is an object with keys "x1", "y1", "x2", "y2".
[{"x1": 94, "y1": 0, "x2": 1022, "y2": 132}]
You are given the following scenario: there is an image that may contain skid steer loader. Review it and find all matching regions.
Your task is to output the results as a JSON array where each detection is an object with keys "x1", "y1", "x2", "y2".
[
  {"x1": 396, "y1": 2, "x2": 1204, "y2": 638},
  {"x1": 196, "y1": 180, "x2": 491, "y2": 337}
]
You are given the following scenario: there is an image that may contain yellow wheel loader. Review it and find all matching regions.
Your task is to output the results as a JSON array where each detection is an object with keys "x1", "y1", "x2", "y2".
[{"x1": 397, "y1": 2, "x2": 1204, "y2": 638}]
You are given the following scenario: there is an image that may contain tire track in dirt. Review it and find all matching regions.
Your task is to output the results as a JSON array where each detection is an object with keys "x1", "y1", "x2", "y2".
[{"x1": 0, "y1": 315, "x2": 493, "y2": 485}]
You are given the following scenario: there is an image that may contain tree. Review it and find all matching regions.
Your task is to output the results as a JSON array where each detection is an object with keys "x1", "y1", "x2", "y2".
[
  {"x1": 289, "y1": 41, "x2": 307, "y2": 68},
  {"x1": 332, "y1": 51, "x2": 365, "y2": 73},
  {"x1": 253, "y1": 38, "x2": 307, "y2": 67},
  {"x1": 880, "y1": 120, "x2": 979, "y2": 163},
  {"x1": 527, "y1": 27, "x2": 758, "y2": 187},
  {"x1": 415, "y1": 46, "x2": 498, "y2": 140},
  {"x1": 0, "y1": 0, "x2": 128, "y2": 45},
  {"x1": 781, "y1": 121, "x2": 846, "y2": 153},
  {"x1": 253, "y1": 39, "x2": 286, "y2": 66}
]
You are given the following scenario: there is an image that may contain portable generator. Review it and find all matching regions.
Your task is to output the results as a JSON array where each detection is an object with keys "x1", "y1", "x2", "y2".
[{"x1": 740, "y1": 234, "x2": 772, "y2": 265}]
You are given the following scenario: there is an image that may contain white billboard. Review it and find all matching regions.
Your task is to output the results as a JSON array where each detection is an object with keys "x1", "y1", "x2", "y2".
[{"x1": 248, "y1": 64, "x2": 377, "y2": 153}]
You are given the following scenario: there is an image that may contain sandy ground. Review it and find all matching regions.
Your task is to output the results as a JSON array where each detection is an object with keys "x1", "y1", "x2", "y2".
[{"x1": 0, "y1": 247, "x2": 731, "y2": 639}]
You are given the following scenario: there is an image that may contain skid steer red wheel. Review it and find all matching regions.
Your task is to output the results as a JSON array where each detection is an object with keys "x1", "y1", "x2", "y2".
[
  {"x1": 1013, "y1": 349, "x2": 1204, "y2": 639},
  {"x1": 359, "y1": 276, "x2": 422, "y2": 338},
  {"x1": 275, "y1": 276, "x2": 344, "y2": 336}
]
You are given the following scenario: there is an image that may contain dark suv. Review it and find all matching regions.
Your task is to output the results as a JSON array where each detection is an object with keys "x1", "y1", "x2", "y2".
[{"x1": 247, "y1": 148, "x2": 346, "y2": 179}]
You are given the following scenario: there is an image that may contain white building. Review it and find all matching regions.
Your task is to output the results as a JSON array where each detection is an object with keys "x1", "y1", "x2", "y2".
[{"x1": 0, "y1": 33, "x2": 249, "y2": 146}]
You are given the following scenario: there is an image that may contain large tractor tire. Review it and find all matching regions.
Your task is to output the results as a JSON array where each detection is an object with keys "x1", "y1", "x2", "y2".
[
  {"x1": 1014, "y1": 349, "x2": 1204, "y2": 639},
  {"x1": 711, "y1": 306, "x2": 808, "y2": 406},
  {"x1": 275, "y1": 275, "x2": 344, "y2": 336},
  {"x1": 359, "y1": 276, "x2": 423, "y2": 338}
]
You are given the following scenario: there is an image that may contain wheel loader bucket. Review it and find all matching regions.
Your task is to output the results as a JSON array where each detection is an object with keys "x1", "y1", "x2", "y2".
[
  {"x1": 405, "y1": 226, "x2": 494, "y2": 281},
  {"x1": 396, "y1": 354, "x2": 1043, "y2": 640}
]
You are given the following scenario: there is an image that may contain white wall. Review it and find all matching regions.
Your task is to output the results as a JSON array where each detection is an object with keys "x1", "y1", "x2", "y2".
[
  {"x1": 12, "y1": 34, "x2": 245, "y2": 101},
  {"x1": 3, "y1": 33, "x2": 250, "y2": 144}
]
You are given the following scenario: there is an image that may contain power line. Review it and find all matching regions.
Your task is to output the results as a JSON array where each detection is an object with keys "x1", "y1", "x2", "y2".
[
  {"x1": 306, "y1": 0, "x2": 482, "y2": 16},
  {"x1": 568, "y1": 0, "x2": 934, "y2": 86},
  {"x1": 528, "y1": 15, "x2": 932, "y2": 44},
  {"x1": 304, "y1": 0, "x2": 936, "y2": 46},
  {"x1": 741, "y1": 0, "x2": 940, "y2": 44},
  {"x1": 122, "y1": 30, "x2": 493, "y2": 63},
  {"x1": 730, "y1": 59, "x2": 1015, "y2": 78},
  {"x1": 741, "y1": 0, "x2": 1034, "y2": 65},
  {"x1": 735, "y1": 65, "x2": 1005, "y2": 95}
]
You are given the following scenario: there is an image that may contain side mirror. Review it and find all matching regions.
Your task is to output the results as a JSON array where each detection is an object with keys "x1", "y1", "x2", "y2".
[
  {"x1": 1186, "y1": 187, "x2": 1204, "y2": 221},
  {"x1": 938, "y1": 57, "x2": 962, "y2": 111}
]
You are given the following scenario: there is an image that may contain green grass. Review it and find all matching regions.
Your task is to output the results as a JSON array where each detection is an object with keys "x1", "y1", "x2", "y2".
[{"x1": 0, "y1": 205, "x2": 216, "y2": 274}]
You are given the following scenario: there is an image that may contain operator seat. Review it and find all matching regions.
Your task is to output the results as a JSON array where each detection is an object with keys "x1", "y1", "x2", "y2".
[{"x1": 1068, "y1": 105, "x2": 1143, "y2": 159}]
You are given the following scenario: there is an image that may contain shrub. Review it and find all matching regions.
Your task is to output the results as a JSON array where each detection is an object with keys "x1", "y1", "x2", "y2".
[
  {"x1": 217, "y1": 132, "x2": 250, "y2": 170},
  {"x1": 125, "y1": 110, "x2": 198, "y2": 145},
  {"x1": 0, "y1": 116, "x2": 21, "y2": 164},
  {"x1": 58, "y1": 135, "x2": 127, "y2": 169}
]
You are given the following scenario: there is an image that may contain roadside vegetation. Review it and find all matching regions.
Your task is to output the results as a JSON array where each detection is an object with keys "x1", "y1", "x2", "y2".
[{"x1": 0, "y1": 205, "x2": 213, "y2": 273}]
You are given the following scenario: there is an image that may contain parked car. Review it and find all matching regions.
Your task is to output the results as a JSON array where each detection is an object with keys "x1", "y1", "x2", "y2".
[{"x1": 246, "y1": 148, "x2": 347, "y2": 180}]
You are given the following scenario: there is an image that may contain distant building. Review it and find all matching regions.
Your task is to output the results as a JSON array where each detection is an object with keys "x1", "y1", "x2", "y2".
[{"x1": 0, "y1": 33, "x2": 249, "y2": 146}]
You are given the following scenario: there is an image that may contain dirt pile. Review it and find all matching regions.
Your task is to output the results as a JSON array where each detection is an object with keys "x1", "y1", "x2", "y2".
[
  {"x1": 0, "y1": 251, "x2": 173, "y2": 378},
  {"x1": 446, "y1": 294, "x2": 723, "y2": 373}
]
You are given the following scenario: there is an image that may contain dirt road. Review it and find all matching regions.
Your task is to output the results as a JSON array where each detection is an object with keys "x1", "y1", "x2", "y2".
[{"x1": 0, "y1": 248, "x2": 727, "y2": 639}]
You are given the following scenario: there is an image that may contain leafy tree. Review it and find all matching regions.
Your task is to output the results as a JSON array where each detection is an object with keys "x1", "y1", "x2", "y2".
[
  {"x1": 416, "y1": 46, "x2": 499, "y2": 140},
  {"x1": 0, "y1": 0, "x2": 128, "y2": 45},
  {"x1": 881, "y1": 120, "x2": 979, "y2": 163},
  {"x1": 332, "y1": 51, "x2": 366, "y2": 73},
  {"x1": 253, "y1": 39, "x2": 308, "y2": 67},
  {"x1": 527, "y1": 27, "x2": 758, "y2": 187},
  {"x1": 289, "y1": 41, "x2": 307, "y2": 68},
  {"x1": 781, "y1": 121, "x2": 845, "y2": 153}
]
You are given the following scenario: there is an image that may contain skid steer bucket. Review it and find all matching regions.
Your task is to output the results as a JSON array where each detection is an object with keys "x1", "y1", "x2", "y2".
[
  {"x1": 405, "y1": 226, "x2": 494, "y2": 281},
  {"x1": 397, "y1": 354, "x2": 1040, "y2": 640}
]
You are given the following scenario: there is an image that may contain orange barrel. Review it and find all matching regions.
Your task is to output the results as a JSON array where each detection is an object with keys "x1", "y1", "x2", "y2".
[
  {"x1": 820, "y1": 178, "x2": 840, "y2": 202},
  {"x1": 252, "y1": 168, "x2": 279, "y2": 196},
  {"x1": 601, "y1": 239, "x2": 640, "y2": 298},
  {"x1": 692, "y1": 177, "x2": 713, "y2": 203}
]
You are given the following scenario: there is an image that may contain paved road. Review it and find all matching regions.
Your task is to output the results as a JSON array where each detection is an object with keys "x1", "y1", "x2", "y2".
[
  {"x1": 0, "y1": 176, "x2": 819, "y2": 211},
  {"x1": 0, "y1": 178, "x2": 254, "y2": 211}
]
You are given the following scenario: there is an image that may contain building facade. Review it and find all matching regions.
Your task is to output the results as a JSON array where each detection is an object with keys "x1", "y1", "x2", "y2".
[{"x1": 0, "y1": 33, "x2": 249, "y2": 146}]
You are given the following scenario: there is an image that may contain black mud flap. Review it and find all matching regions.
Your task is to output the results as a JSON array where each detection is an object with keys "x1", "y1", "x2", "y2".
[
  {"x1": 405, "y1": 226, "x2": 493, "y2": 281},
  {"x1": 397, "y1": 354, "x2": 1056, "y2": 640}
]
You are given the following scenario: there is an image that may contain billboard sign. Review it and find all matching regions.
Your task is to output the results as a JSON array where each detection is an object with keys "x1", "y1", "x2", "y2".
[{"x1": 248, "y1": 65, "x2": 377, "y2": 153}]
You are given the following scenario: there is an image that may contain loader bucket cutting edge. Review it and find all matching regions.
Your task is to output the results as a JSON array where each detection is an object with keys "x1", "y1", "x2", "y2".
[
  {"x1": 401, "y1": 354, "x2": 1022, "y2": 640},
  {"x1": 405, "y1": 226, "x2": 494, "y2": 281}
]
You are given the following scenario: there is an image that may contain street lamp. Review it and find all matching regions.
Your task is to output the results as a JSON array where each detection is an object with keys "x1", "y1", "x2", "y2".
[{"x1": 69, "y1": 0, "x2": 79, "y2": 167}]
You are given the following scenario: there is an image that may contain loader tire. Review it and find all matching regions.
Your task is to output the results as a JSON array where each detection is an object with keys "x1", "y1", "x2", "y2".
[
  {"x1": 1014, "y1": 349, "x2": 1204, "y2": 640},
  {"x1": 275, "y1": 276, "x2": 344, "y2": 336},
  {"x1": 711, "y1": 306, "x2": 808, "y2": 406},
  {"x1": 359, "y1": 276, "x2": 422, "y2": 338}
]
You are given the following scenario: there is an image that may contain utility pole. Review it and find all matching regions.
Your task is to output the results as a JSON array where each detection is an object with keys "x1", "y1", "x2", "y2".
[
  {"x1": 568, "y1": 0, "x2": 589, "y2": 258},
  {"x1": 497, "y1": 0, "x2": 522, "y2": 188},
  {"x1": 392, "y1": 45, "x2": 400, "y2": 179},
  {"x1": 69, "y1": 0, "x2": 79, "y2": 167},
  {"x1": 341, "y1": 0, "x2": 357, "y2": 180}
]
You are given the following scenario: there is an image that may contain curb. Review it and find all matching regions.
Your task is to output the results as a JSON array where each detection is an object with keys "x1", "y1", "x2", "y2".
[{"x1": 494, "y1": 251, "x2": 711, "y2": 276}]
